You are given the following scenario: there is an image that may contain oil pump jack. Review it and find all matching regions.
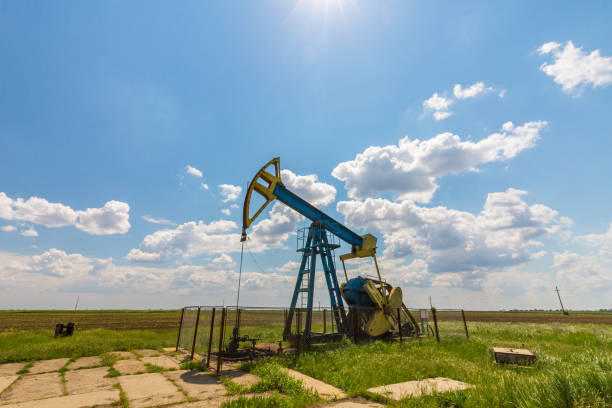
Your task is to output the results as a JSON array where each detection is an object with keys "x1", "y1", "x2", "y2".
[{"x1": 241, "y1": 158, "x2": 419, "y2": 341}]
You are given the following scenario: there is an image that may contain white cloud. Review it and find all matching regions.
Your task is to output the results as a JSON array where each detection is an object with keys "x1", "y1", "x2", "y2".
[
  {"x1": 142, "y1": 215, "x2": 176, "y2": 226},
  {"x1": 212, "y1": 254, "x2": 234, "y2": 265},
  {"x1": 332, "y1": 121, "x2": 546, "y2": 202},
  {"x1": 280, "y1": 169, "x2": 336, "y2": 207},
  {"x1": 337, "y1": 188, "x2": 569, "y2": 288},
  {"x1": 453, "y1": 82, "x2": 492, "y2": 99},
  {"x1": 200, "y1": 182, "x2": 209, "y2": 190},
  {"x1": 274, "y1": 260, "x2": 301, "y2": 274},
  {"x1": 75, "y1": 201, "x2": 130, "y2": 235},
  {"x1": 1, "y1": 225, "x2": 16, "y2": 232},
  {"x1": 21, "y1": 227, "x2": 38, "y2": 237},
  {"x1": 126, "y1": 248, "x2": 162, "y2": 263},
  {"x1": 0, "y1": 192, "x2": 130, "y2": 235},
  {"x1": 219, "y1": 184, "x2": 242, "y2": 203},
  {"x1": 539, "y1": 40, "x2": 612, "y2": 93},
  {"x1": 422, "y1": 82, "x2": 494, "y2": 120},
  {"x1": 185, "y1": 165, "x2": 203, "y2": 178},
  {"x1": 578, "y1": 222, "x2": 612, "y2": 260},
  {"x1": 221, "y1": 208, "x2": 231, "y2": 216},
  {"x1": 499, "y1": 89, "x2": 507, "y2": 98},
  {"x1": 553, "y1": 251, "x2": 611, "y2": 292}
]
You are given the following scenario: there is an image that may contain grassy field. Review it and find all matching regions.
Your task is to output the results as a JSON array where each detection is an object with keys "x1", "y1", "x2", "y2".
[{"x1": 2, "y1": 310, "x2": 612, "y2": 407}]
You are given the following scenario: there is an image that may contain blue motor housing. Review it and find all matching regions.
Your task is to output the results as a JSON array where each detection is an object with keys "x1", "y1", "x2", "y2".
[{"x1": 342, "y1": 276, "x2": 374, "y2": 307}]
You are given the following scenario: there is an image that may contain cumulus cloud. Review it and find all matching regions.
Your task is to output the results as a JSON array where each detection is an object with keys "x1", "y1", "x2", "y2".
[
  {"x1": 75, "y1": 201, "x2": 130, "y2": 235},
  {"x1": 200, "y1": 182, "x2": 209, "y2": 190},
  {"x1": 578, "y1": 222, "x2": 612, "y2": 260},
  {"x1": 453, "y1": 82, "x2": 492, "y2": 99},
  {"x1": 280, "y1": 169, "x2": 336, "y2": 207},
  {"x1": 185, "y1": 165, "x2": 203, "y2": 178},
  {"x1": 0, "y1": 193, "x2": 130, "y2": 235},
  {"x1": 21, "y1": 227, "x2": 38, "y2": 237},
  {"x1": 539, "y1": 41, "x2": 612, "y2": 93},
  {"x1": 142, "y1": 215, "x2": 176, "y2": 226},
  {"x1": 126, "y1": 248, "x2": 162, "y2": 262},
  {"x1": 219, "y1": 184, "x2": 242, "y2": 203},
  {"x1": 221, "y1": 208, "x2": 231, "y2": 216},
  {"x1": 332, "y1": 121, "x2": 546, "y2": 202},
  {"x1": 553, "y1": 251, "x2": 611, "y2": 292},
  {"x1": 1, "y1": 225, "x2": 16, "y2": 232},
  {"x1": 422, "y1": 82, "x2": 494, "y2": 120},
  {"x1": 337, "y1": 188, "x2": 570, "y2": 288}
]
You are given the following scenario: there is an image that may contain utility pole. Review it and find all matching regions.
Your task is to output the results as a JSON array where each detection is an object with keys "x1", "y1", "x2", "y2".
[
  {"x1": 74, "y1": 296, "x2": 79, "y2": 311},
  {"x1": 555, "y1": 286, "x2": 568, "y2": 315}
]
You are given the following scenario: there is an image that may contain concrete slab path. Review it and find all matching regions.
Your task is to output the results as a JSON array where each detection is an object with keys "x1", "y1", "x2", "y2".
[
  {"x1": 281, "y1": 368, "x2": 346, "y2": 400},
  {"x1": 7, "y1": 389, "x2": 119, "y2": 408},
  {"x1": 108, "y1": 351, "x2": 136, "y2": 359},
  {"x1": 29, "y1": 358, "x2": 69, "y2": 374},
  {"x1": 118, "y1": 372, "x2": 184, "y2": 408},
  {"x1": 367, "y1": 377, "x2": 471, "y2": 400},
  {"x1": 223, "y1": 369, "x2": 261, "y2": 387},
  {"x1": 135, "y1": 349, "x2": 161, "y2": 357},
  {"x1": 164, "y1": 370, "x2": 226, "y2": 400},
  {"x1": 0, "y1": 375, "x2": 18, "y2": 394},
  {"x1": 142, "y1": 355, "x2": 180, "y2": 370},
  {"x1": 68, "y1": 356, "x2": 102, "y2": 370},
  {"x1": 0, "y1": 362, "x2": 26, "y2": 377},
  {"x1": 64, "y1": 367, "x2": 114, "y2": 394},
  {"x1": 0, "y1": 372, "x2": 63, "y2": 404},
  {"x1": 114, "y1": 359, "x2": 147, "y2": 375}
]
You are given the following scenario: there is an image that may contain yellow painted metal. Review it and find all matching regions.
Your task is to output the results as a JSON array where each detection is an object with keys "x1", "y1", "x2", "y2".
[
  {"x1": 365, "y1": 310, "x2": 392, "y2": 337},
  {"x1": 242, "y1": 157, "x2": 283, "y2": 233},
  {"x1": 339, "y1": 233, "x2": 377, "y2": 262},
  {"x1": 388, "y1": 286, "x2": 403, "y2": 309}
]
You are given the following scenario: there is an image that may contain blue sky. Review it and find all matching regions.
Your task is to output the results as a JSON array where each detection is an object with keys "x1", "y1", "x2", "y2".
[{"x1": 1, "y1": 1, "x2": 611, "y2": 310}]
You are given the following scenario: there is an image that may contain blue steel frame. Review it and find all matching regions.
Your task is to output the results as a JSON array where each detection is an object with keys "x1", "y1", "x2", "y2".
[{"x1": 282, "y1": 221, "x2": 348, "y2": 337}]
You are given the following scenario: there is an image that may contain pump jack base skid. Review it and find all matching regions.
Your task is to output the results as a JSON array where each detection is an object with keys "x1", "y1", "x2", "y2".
[{"x1": 286, "y1": 332, "x2": 344, "y2": 346}]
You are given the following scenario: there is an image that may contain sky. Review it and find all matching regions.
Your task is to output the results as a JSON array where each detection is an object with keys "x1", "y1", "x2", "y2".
[{"x1": 1, "y1": 1, "x2": 611, "y2": 310}]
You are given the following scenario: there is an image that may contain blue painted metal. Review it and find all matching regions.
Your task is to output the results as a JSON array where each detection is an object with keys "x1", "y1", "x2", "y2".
[
  {"x1": 273, "y1": 184, "x2": 363, "y2": 247},
  {"x1": 342, "y1": 276, "x2": 375, "y2": 307}
]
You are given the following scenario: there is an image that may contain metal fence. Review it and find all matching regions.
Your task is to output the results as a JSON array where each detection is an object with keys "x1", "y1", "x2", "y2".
[{"x1": 176, "y1": 306, "x2": 470, "y2": 372}]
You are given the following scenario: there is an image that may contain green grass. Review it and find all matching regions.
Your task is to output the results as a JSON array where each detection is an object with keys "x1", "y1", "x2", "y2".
[
  {"x1": 250, "y1": 321, "x2": 612, "y2": 408},
  {"x1": 0, "y1": 328, "x2": 176, "y2": 363}
]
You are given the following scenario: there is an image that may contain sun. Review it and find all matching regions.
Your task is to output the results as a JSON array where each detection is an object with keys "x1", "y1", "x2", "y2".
[{"x1": 287, "y1": 0, "x2": 359, "y2": 26}]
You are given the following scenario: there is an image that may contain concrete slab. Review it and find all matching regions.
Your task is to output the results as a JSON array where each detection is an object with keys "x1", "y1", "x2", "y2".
[
  {"x1": 108, "y1": 351, "x2": 137, "y2": 360},
  {"x1": 68, "y1": 356, "x2": 102, "y2": 370},
  {"x1": 134, "y1": 349, "x2": 160, "y2": 357},
  {"x1": 29, "y1": 358, "x2": 69, "y2": 374},
  {"x1": 162, "y1": 347, "x2": 177, "y2": 353},
  {"x1": 223, "y1": 369, "x2": 261, "y2": 387},
  {"x1": 0, "y1": 375, "x2": 18, "y2": 393},
  {"x1": 65, "y1": 367, "x2": 114, "y2": 394},
  {"x1": 322, "y1": 400, "x2": 384, "y2": 408},
  {"x1": 281, "y1": 368, "x2": 345, "y2": 400},
  {"x1": 7, "y1": 389, "x2": 119, "y2": 408},
  {"x1": 164, "y1": 370, "x2": 226, "y2": 400},
  {"x1": 142, "y1": 355, "x2": 180, "y2": 370},
  {"x1": 0, "y1": 372, "x2": 63, "y2": 404},
  {"x1": 0, "y1": 362, "x2": 26, "y2": 377},
  {"x1": 118, "y1": 372, "x2": 184, "y2": 408},
  {"x1": 114, "y1": 359, "x2": 147, "y2": 375},
  {"x1": 367, "y1": 377, "x2": 471, "y2": 400}
]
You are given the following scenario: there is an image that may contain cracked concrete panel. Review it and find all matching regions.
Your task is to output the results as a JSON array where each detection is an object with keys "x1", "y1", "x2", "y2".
[
  {"x1": 367, "y1": 377, "x2": 471, "y2": 400},
  {"x1": 281, "y1": 368, "x2": 345, "y2": 400},
  {"x1": 223, "y1": 369, "x2": 260, "y2": 387},
  {"x1": 164, "y1": 370, "x2": 226, "y2": 400},
  {"x1": 0, "y1": 362, "x2": 26, "y2": 377},
  {"x1": 114, "y1": 359, "x2": 147, "y2": 375},
  {"x1": 29, "y1": 358, "x2": 69, "y2": 374},
  {"x1": 0, "y1": 375, "x2": 18, "y2": 394},
  {"x1": 108, "y1": 351, "x2": 137, "y2": 360},
  {"x1": 7, "y1": 389, "x2": 119, "y2": 408},
  {"x1": 65, "y1": 367, "x2": 114, "y2": 394},
  {"x1": 141, "y1": 355, "x2": 180, "y2": 370},
  {"x1": 118, "y1": 372, "x2": 184, "y2": 408},
  {"x1": 68, "y1": 356, "x2": 102, "y2": 370},
  {"x1": 0, "y1": 373, "x2": 63, "y2": 404},
  {"x1": 134, "y1": 349, "x2": 160, "y2": 357}
]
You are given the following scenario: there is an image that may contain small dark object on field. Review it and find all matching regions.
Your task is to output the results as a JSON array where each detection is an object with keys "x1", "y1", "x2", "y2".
[
  {"x1": 54, "y1": 322, "x2": 75, "y2": 337},
  {"x1": 492, "y1": 347, "x2": 536, "y2": 365}
]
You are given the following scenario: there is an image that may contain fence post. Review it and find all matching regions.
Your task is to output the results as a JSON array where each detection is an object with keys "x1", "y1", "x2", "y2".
[
  {"x1": 352, "y1": 308, "x2": 359, "y2": 343},
  {"x1": 206, "y1": 308, "x2": 216, "y2": 368},
  {"x1": 431, "y1": 307, "x2": 440, "y2": 343},
  {"x1": 397, "y1": 308, "x2": 403, "y2": 342},
  {"x1": 216, "y1": 308, "x2": 227, "y2": 374},
  {"x1": 323, "y1": 308, "x2": 327, "y2": 333},
  {"x1": 176, "y1": 307, "x2": 185, "y2": 352},
  {"x1": 461, "y1": 309, "x2": 469, "y2": 338},
  {"x1": 296, "y1": 309, "x2": 301, "y2": 355},
  {"x1": 190, "y1": 307, "x2": 201, "y2": 360}
]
